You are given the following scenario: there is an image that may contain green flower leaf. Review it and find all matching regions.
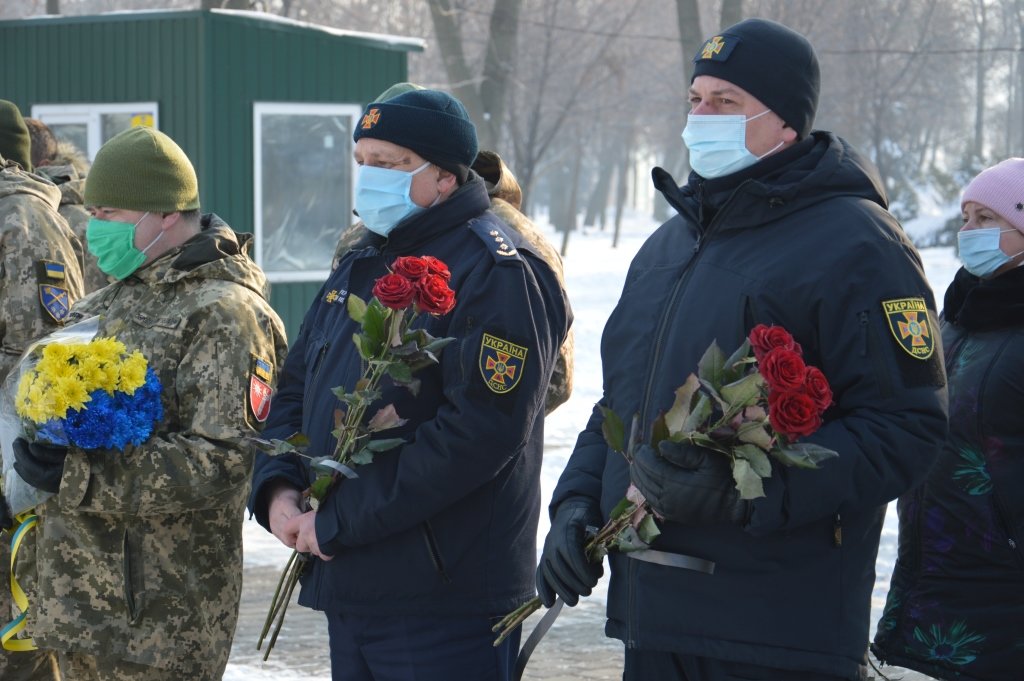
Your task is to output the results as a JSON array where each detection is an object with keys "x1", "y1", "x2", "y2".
[
  {"x1": 731, "y1": 457, "x2": 766, "y2": 500},
  {"x1": 346, "y1": 293, "x2": 367, "y2": 324},
  {"x1": 365, "y1": 438, "x2": 406, "y2": 452},
  {"x1": 733, "y1": 443, "x2": 772, "y2": 477},
  {"x1": 771, "y1": 442, "x2": 840, "y2": 469},
  {"x1": 361, "y1": 301, "x2": 389, "y2": 354},
  {"x1": 367, "y1": 404, "x2": 407, "y2": 432},
  {"x1": 600, "y1": 406, "x2": 627, "y2": 454},
  {"x1": 722, "y1": 339, "x2": 753, "y2": 384},
  {"x1": 636, "y1": 513, "x2": 661, "y2": 544},
  {"x1": 350, "y1": 448, "x2": 375, "y2": 465},
  {"x1": 736, "y1": 421, "x2": 773, "y2": 449},
  {"x1": 664, "y1": 373, "x2": 701, "y2": 437},
  {"x1": 720, "y1": 372, "x2": 764, "y2": 410},
  {"x1": 611, "y1": 525, "x2": 649, "y2": 553},
  {"x1": 697, "y1": 340, "x2": 725, "y2": 387},
  {"x1": 608, "y1": 495, "x2": 634, "y2": 520},
  {"x1": 682, "y1": 393, "x2": 713, "y2": 433},
  {"x1": 386, "y1": 362, "x2": 414, "y2": 384},
  {"x1": 308, "y1": 475, "x2": 333, "y2": 502}
]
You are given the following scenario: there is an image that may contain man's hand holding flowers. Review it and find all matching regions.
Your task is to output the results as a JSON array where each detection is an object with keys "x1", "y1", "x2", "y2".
[
  {"x1": 631, "y1": 441, "x2": 751, "y2": 527},
  {"x1": 535, "y1": 498, "x2": 604, "y2": 607},
  {"x1": 12, "y1": 438, "x2": 67, "y2": 494}
]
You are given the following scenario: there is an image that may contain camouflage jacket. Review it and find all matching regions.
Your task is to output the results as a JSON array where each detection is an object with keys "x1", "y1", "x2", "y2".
[
  {"x1": 36, "y1": 142, "x2": 107, "y2": 294},
  {"x1": 0, "y1": 157, "x2": 84, "y2": 380},
  {"x1": 333, "y1": 151, "x2": 574, "y2": 414},
  {"x1": 30, "y1": 216, "x2": 288, "y2": 677}
]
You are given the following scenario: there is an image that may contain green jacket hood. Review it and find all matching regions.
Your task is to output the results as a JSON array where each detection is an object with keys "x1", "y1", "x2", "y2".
[{"x1": 0, "y1": 157, "x2": 62, "y2": 209}]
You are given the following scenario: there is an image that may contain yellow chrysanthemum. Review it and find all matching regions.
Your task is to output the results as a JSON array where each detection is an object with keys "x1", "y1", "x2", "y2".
[
  {"x1": 48, "y1": 374, "x2": 91, "y2": 418},
  {"x1": 118, "y1": 352, "x2": 148, "y2": 394},
  {"x1": 88, "y1": 338, "x2": 126, "y2": 365}
]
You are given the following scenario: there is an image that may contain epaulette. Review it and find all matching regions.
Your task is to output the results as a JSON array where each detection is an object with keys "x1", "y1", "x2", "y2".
[{"x1": 468, "y1": 215, "x2": 523, "y2": 263}]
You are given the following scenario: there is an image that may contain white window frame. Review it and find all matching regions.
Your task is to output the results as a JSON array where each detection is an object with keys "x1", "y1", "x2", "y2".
[
  {"x1": 253, "y1": 102, "x2": 362, "y2": 283},
  {"x1": 30, "y1": 102, "x2": 159, "y2": 161}
]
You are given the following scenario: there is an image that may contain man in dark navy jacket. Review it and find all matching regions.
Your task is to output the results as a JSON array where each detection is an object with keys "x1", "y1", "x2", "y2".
[
  {"x1": 536, "y1": 19, "x2": 948, "y2": 681},
  {"x1": 250, "y1": 90, "x2": 570, "y2": 681}
]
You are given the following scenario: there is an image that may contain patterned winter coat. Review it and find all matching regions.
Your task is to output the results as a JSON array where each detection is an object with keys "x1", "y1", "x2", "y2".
[
  {"x1": 36, "y1": 141, "x2": 107, "y2": 293},
  {"x1": 28, "y1": 216, "x2": 287, "y2": 679},
  {"x1": 0, "y1": 155, "x2": 84, "y2": 681},
  {"x1": 873, "y1": 266, "x2": 1024, "y2": 681},
  {"x1": 0, "y1": 156, "x2": 84, "y2": 379}
]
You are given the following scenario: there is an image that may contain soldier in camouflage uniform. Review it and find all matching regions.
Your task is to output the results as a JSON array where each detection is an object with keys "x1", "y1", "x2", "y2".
[
  {"x1": 0, "y1": 100, "x2": 83, "y2": 681},
  {"x1": 26, "y1": 119, "x2": 106, "y2": 293},
  {"x1": 332, "y1": 84, "x2": 574, "y2": 414},
  {"x1": 10, "y1": 126, "x2": 288, "y2": 681}
]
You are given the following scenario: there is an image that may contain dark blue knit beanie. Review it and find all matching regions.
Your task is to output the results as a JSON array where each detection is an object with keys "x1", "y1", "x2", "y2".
[
  {"x1": 692, "y1": 18, "x2": 820, "y2": 138},
  {"x1": 353, "y1": 89, "x2": 478, "y2": 181}
]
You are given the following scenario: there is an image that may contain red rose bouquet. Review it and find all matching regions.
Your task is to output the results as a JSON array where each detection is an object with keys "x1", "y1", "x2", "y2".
[
  {"x1": 256, "y1": 256, "x2": 457, "y2": 658},
  {"x1": 493, "y1": 324, "x2": 838, "y2": 647},
  {"x1": 645, "y1": 323, "x2": 838, "y2": 499}
]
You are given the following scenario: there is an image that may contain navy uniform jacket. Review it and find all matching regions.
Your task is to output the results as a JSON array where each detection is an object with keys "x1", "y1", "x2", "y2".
[
  {"x1": 251, "y1": 176, "x2": 570, "y2": 615},
  {"x1": 549, "y1": 132, "x2": 948, "y2": 679}
]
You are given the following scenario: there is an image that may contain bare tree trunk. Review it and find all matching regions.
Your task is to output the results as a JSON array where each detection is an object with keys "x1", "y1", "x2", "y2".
[
  {"x1": 46, "y1": 0, "x2": 59, "y2": 14},
  {"x1": 613, "y1": 131, "x2": 633, "y2": 249},
  {"x1": 584, "y1": 138, "x2": 617, "y2": 228},
  {"x1": 972, "y1": 0, "x2": 988, "y2": 162},
  {"x1": 720, "y1": 0, "x2": 743, "y2": 29},
  {"x1": 426, "y1": 0, "x2": 485, "y2": 125},
  {"x1": 479, "y1": 0, "x2": 523, "y2": 151}
]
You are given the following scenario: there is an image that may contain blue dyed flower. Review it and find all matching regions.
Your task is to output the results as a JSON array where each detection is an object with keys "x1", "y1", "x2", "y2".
[{"x1": 60, "y1": 368, "x2": 163, "y2": 451}]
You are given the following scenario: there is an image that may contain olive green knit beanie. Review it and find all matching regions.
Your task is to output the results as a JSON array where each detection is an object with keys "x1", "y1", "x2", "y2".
[
  {"x1": 84, "y1": 127, "x2": 199, "y2": 212},
  {"x1": 0, "y1": 99, "x2": 33, "y2": 172}
]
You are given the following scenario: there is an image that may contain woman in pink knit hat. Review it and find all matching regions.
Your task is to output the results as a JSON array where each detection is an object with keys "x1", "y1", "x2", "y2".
[{"x1": 872, "y1": 158, "x2": 1024, "y2": 681}]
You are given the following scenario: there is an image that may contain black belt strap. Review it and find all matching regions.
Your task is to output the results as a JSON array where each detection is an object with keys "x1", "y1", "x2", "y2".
[
  {"x1": 627, "y1": 549, "x2": 716, "y2": 574},
  {"x1": 513, "y1": 598, "x2": 563, "y2": 681}
]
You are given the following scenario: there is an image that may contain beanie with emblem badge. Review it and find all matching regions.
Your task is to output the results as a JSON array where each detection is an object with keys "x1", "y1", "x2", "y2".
[
  {"x1": 0, "y1": 99, "x2": 33, "y2": 172},
  {"x1": 85, "y1": 126, "x2": 199, "y2": 213},
  {"x1": 692, "y1": 18, "x2": 820, "y2": 139},
  {"x1": 353, "y1": 89, "x2": 478, "y2": 184}
]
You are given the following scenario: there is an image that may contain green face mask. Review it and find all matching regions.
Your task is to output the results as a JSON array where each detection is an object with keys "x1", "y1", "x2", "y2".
[{"x1": 86, "y1": 212, "x2": 162, "y2": 280}]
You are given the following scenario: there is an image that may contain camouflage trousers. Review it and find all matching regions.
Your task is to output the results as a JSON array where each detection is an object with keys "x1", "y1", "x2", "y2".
[
  {"x1": 57, "y1": 652, "x2": 186, "y2": 681},
  {"x1": 1, "y1": 530, "x2": 59, "y2": 681}
]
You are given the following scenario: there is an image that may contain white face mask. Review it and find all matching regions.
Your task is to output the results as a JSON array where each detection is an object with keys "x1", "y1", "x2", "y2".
[{"x1": 681, "y1": 109, "x2": 784, "y2": 179}]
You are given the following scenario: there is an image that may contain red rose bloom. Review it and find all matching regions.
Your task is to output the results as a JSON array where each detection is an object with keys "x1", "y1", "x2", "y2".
[
  {"x1": 749, "y1": 324, "x2": 802, "y2": 361},
  {"x1": 416, "y1": 274, "x2": 456, "y2": 315},
  {"x1": 759, "y1": 348, "x2": 807, "y2": 392},
  {"x1": 803, "y1": 366, "x2": 833, "y2": 412},
  {"x1": 421, "y1": 255, "x2": 451, "y2": 281},
  {"x1": 768, "y1": 390, "x2": 822, "y2": 440},
  {"x1": 372, "y1": 272, "x2": 417, "y2": 309},
  {"x1": 391, "y1": 256, "x2": 430, "y2": 281}
]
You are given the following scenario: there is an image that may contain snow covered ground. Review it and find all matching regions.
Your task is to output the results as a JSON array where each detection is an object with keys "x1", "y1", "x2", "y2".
[{"x1": 229, "y1": 207, "x2": 961, "y2": 679}]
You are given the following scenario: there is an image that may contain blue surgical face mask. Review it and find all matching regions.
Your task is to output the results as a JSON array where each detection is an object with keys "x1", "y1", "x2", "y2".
[
  {"x1": 681, "y1": 110, "x2": 783, "y2": 179},
  {"x1": 354, "y1": 161, "x2": 433, "y2": 236},
  {"x1": 958, "y1": 227, "x2": 1024, "y2": 278}
]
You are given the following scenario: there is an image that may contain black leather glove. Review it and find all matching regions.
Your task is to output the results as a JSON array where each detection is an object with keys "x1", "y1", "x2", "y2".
[
  {"x1": 631, "y1": 440, "x2": 751, "y2": 527},
  {"x1": 536, "y1": 498, "x2": 603, "y2": 607},
  {"x1": 13, "y1": 437, "x2": 68, "y2": 494},
  {"x1": 0, "y1": 488, "x2": 13, "y2": 531}
]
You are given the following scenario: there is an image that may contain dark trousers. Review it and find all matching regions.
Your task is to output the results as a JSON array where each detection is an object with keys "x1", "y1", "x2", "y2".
[
  {"x1": 326, "y1": 610, "x2": 521, "y2": 681},
  {"x1": 624, "y1": 649, "x2": 863, "y2": 681}
]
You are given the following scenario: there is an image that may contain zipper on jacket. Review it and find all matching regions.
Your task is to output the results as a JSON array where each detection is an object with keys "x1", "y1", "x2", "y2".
[
  {"x1": 421, "y1": 522, "x2": 452, "y2": 584},
  {"x1": 304, "y1": 341, "x2": 331, "y2": 413},
  {"x1": 637, "y1": 201, "x2": 737, "y2": 429},
  {"x1": 833, "y1": 513, "x2": 842, "y2": 547},
  {"x1": 857, "y1": 310, "x2": 893, "y2": 399}
]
